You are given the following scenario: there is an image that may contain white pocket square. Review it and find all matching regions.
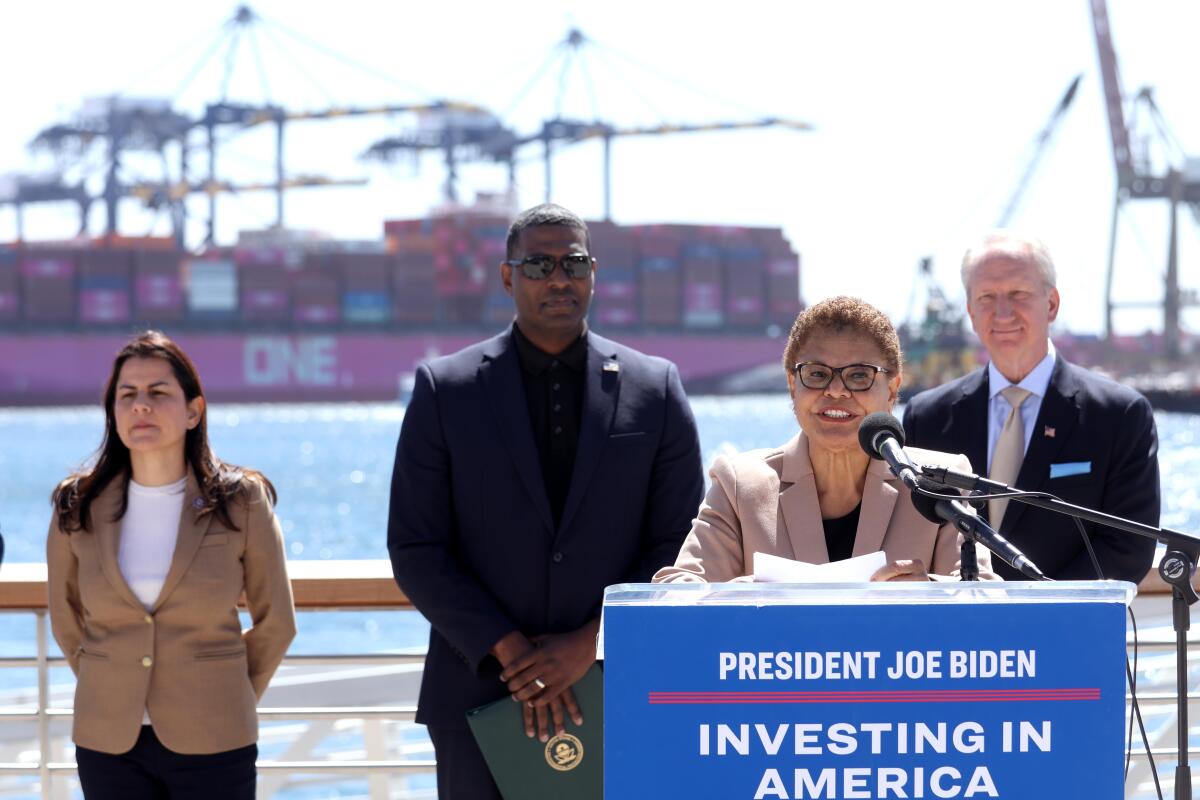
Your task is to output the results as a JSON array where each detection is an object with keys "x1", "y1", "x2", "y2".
[{"x1": 1050, "y1": 461, "x2": 1091, "y2": 479}]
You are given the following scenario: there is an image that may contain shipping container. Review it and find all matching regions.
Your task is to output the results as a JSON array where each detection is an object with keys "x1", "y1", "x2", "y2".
[
  {"x1": 80, "y1": 287, "x2": 131, "y2": 324},
  {"x1": 342, "y1": 291, "x2": 391, "y2": 324},
  {"x1": 80, "y1": 249, "x2": 133, "y2": 287},
  {"x1": 767, "y1": 253, "x2": 803, "y2": 324},
  {"x1": 483, "y1": 294, "x2": 514, "y2": 325},
  {"x1": 185, "y1": 259, "x2": 237, "y2": 317},
  {"x1": 293, "y1": 303, "x2": 340, "y2": 324},
  {"x1": 393, "y1": 298, "x2": 439, "y2": 325},
  {"x1": 0, "y1": 290, "x2": 18, "y2": 322},
  {"x1": 20, "y1": 251, "x2": 79, "y2": 324},
  {"x1": 21, "y1": 253, "x2": 77, "y2": 280},
  {"x1": 233, "y1": 245, "x2": 303, "y2": 270},
  {"x1": 292, "y1": 270, "x2": 340, "y2": 325},
  {"x1": 441, "y1": 295, "x2": 484, "y2": 326},
  {"x1": 384, "y1": 218, "x2": 434, "y2": 237},
  {"x1": 338, "y1": 253, "x2": 391, "y2": 293},
  {"x1": 240, "y1": 266, "x2": 291, "y2": 323},
  {"x1": 133, "y1": 251, "x2": 184, "y2": 323},
  {"x1": 22, "y1": 282, "x2": 76, "y2": 323},
  {"x1": 595, "y1": 306, "x2": 638, "y2": 327},
  {"x1": 0, "y1": 246, "x2": 19, "y2": 323},
  {"x1": 682, "y1": 249, "x2": 724, "y2": 328}
]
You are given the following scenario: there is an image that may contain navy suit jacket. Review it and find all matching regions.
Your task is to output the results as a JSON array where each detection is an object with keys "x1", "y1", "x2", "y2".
[
  {"x1": 902, "y1": 356, "x2": 1159, "y2": 582},
  {"x1": 387, "y1": 326, "x2": 704, "y2": 725}
]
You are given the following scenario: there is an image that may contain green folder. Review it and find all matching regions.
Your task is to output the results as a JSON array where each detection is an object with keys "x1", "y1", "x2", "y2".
[{"x1": 466, "y1": 663, "x2": 603, "y2": 800}]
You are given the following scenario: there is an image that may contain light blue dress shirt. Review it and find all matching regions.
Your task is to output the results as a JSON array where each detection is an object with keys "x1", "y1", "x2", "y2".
[{"x1": 985, "y1": 340, "x2": 1057, "y2": 474}]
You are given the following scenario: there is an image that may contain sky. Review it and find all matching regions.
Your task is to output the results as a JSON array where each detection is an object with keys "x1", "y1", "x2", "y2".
[{"x1": 1, "y1": 0, "x2": 1198, "y2": 338}]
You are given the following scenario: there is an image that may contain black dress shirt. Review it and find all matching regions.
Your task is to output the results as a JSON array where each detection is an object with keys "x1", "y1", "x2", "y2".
[
  {"x1": 512, "y1": 324, "x2": 587, "y2": 528},
  {"x1": 822, "y1": 503, "x2": 861, "y2": 563}
]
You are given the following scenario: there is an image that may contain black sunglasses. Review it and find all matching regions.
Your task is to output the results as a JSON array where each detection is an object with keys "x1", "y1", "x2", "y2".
[
  {"x1": 793, "y1": 362, "x2": 890, "y2": 392},
  {"x1": 504, "y1": 254, "x2": 594, "y2": 280}
]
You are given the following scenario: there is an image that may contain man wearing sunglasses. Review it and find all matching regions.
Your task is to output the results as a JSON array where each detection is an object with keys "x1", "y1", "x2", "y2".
[{"x1": 387, "y1": 203, "x2": 704, "y2": 799}]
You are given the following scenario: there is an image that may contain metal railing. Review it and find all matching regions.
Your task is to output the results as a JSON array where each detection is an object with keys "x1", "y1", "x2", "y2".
[
  {"x1": 0, "y1": 560, "x2": 435, "y2": 799},
  {"x1": 1, "y1": 561, "x2": 1197, "y2": 799}
]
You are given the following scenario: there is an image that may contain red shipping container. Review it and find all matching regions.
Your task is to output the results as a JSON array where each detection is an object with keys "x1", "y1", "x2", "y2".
[
  {"x1": 338, "y1": 253, "x2": 391, "y2": 293},
  {"x1": 596, "y1": 307, "x2": 638, "y2": 326},
  {"x1": 293, "y1": 303, "x2": 339, "y2": 324},
  {"x1": 383, "y1": 218, "x2": 433, "y2": 236},
  {"x1": 0, "y1": 290, "x2": 18, "y2": 322},
  {"x1": 23, "y1": 281, "x2": 76, "y2": 322},
  {"x1": 441, "y1": 295, "x2": 484, "y2": 325},
  {"x1": 80, "y1": 288, "x2": 131, "y2": 324},
  {"x1": 234, "y1": 245, "x2": 302, "y2": 269},
  {"x1": 135, "y1": 273, "x2": 184, "y2": 313},
  {"x1": 80, "y1": 249, "x2": 132, "y2": 280},
  {"x1": 641, "y1": 286, "x2": 682, "y2": 326},
  {"x1": 394, "y1": 302, "x2": 438, "y2": 325},
  {"x1": 21, "y1": 255, "x2": 77, "y2": 279},
  {"x1": 596, "y1": 280, "x2": 636, "y2": 300}
]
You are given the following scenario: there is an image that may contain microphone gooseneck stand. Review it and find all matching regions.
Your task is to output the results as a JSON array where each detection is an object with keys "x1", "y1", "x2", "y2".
[
  {"x1": 958, "y1": 527, "x2": 979, "y2": 582},
  {"x1": 921, "y1": 465, "x2": 1200, "y2": 800}
]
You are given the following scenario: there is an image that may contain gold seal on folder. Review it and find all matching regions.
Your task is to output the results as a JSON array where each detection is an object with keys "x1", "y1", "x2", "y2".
[{"x1": 545, "y1": 732, "x2": 584, "y2": 771}]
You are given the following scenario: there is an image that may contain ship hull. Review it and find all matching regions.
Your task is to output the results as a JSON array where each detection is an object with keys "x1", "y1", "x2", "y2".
[{"x1": 0, "y1": 331, "x2": 789, "y2": 405}]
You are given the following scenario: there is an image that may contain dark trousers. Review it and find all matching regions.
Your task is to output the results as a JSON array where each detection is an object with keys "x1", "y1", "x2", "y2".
[
  {"x1": 75, "y1": 726, "x2": 257, "y2": 800},
  {"x1": 427, "y1": 724, "x2": 502, "y2": 800}
]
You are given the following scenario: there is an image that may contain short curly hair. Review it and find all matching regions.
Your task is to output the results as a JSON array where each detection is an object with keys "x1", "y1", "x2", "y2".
[{"x1": 782, "y1": 296, "x2": 903, "y2": 379}]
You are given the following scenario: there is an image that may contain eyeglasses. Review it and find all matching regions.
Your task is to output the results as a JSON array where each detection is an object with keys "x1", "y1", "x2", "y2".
[
  {"x1": 793, "y1": 362, "x2": 890, "y2": 392},
  {"x1": 504, "y1": 254, "x2": 594, "y2": 280}
]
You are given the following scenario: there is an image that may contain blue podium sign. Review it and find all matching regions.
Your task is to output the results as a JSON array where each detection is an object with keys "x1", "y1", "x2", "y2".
[{"x1": 602, "y1": 582, "x2": 1133, "y2": 799}]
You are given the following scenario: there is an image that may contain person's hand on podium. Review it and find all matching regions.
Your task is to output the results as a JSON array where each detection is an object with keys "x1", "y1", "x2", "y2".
[
  {"x1": 497, "y1": 618, "x2": 600, "y2": 741},
  {"x1": 870, "y1": 558, "x2": 931, "y2": 582}
]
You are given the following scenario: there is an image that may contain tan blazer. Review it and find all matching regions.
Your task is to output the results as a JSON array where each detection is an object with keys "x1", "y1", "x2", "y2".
[
  {"x1": 46, "y1": 470, "x2": 296, "y2": 755},
  {"x1": 654, "y1": 432, "x2": 996, "y2": 583}
]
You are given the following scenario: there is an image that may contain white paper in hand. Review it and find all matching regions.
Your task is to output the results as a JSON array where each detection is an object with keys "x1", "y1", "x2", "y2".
[{"x1": 752, "y1": 551, "x2": 888, "y2": 583}]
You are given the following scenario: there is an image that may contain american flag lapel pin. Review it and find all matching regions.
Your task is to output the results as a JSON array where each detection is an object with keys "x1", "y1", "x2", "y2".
[{"x1": 1044, "y1": 426, "x2": 1056, "y2": 438}]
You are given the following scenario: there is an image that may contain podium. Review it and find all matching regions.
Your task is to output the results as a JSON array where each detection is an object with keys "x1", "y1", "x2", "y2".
[{"x1": 602, "y1": 581, "x2": 1134, "y2": 799}]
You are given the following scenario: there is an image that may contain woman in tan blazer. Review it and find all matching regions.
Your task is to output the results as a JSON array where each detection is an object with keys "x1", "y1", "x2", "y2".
[
  {"x1": 47, "y1": 331, "x2": 296, "y2": 799},
  {"x1": 655, "y1": 296, "x2": 996, "y2": 584}
]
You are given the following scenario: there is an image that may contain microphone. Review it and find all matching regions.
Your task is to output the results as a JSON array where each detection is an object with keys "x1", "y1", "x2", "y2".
[
  {"x1": 918, "y1": 463, "x2": 1008, "y2": 497},
  {"x1": 858, "y1": 412, "x2": 922, "y2": 491},
  {"x1": 910, "y1": 489, "x2": 1048, "y2": 581}
]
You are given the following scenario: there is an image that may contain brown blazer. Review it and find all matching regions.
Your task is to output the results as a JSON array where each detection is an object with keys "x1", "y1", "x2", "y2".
[
  {"x1": 46, "y1": 470, "x2": 296, "y2": 755},
  {"x1": 653, "y1": 432, "x2": 996, "y2": 583}
]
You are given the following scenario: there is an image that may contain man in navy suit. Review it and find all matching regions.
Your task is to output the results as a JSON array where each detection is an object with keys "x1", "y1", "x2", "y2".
[
  {"x1": 903, "y1": 232, "x2": 1159, "y2": 582},
  {"x1": 387, "y1": 204, "x2": 704, "y2": 798}
]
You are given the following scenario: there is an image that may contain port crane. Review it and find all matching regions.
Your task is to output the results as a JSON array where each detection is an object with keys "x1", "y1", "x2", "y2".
[
  {"x1": 363, "y1": 27, "x2": 813, "y2": 221},
  {"x1": 1090, "y1": 0, "x2": 1198, "y2": 359},
  {"x1": 3, "y1": 5, "x2": 493, "y2": 248},
  {"x1": 996, "y1": 75, "x2": 1082, "y2": 228}
]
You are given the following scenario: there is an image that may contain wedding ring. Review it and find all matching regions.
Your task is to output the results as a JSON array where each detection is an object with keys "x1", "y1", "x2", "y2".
[{"x1": 533, "y1": 678, "x2": 548, "y2": 691}]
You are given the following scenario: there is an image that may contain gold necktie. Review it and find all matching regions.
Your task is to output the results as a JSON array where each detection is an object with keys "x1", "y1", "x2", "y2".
[{"x1": 988, "y1": 386, "x2": 1033, "y2": 528}]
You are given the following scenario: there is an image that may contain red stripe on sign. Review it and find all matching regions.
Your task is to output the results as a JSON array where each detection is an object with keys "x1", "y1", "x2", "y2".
[{"x1": 647, "y1": 688, "x2": 1100, "y2": 705}]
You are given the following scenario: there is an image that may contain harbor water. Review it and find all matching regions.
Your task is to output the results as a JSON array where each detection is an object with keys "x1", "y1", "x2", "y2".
[{"x1": 4, "y1": 397, "x2": 1199, "y2": 567}]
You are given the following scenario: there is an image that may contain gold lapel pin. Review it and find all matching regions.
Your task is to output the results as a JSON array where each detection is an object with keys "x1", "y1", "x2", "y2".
[{"x1": 603, "y1": 360, "x2": 619, "y2": 373}]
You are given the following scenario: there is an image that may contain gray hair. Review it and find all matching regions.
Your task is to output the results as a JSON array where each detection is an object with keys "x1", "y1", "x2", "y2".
[
  {"x1": 505, "y1": 203, "x2": 590, "y2": 259},
  {"x1": 960, "y1": 231, "x2": 1057, "y2": 291}
]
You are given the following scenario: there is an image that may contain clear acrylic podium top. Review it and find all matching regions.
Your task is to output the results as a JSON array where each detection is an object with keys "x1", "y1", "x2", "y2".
[{"x1": 602, "y1": 580, "x2": 1136, "y2": 608}]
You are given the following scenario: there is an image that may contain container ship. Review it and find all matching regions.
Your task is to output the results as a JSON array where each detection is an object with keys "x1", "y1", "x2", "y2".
[{"x1": 0, "y1": 212, "x2": 803, "y2": 405}]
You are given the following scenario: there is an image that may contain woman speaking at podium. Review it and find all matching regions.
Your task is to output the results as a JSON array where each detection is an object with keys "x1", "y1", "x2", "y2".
[
  {"x1": 655, "y1": 296, "x2": 996, "y2": 584},
  {"x1": 46, "y1": 332, "x2": 296, "y2": 798}
]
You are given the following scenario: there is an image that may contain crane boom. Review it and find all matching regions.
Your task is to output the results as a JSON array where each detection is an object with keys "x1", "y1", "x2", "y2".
[
  {"x1": 996, "y1": 75, "x2": 1081, "y2": 227},
  {"x1": 1088, "y1": 0, "x2": 1135, "y2": 186}
]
